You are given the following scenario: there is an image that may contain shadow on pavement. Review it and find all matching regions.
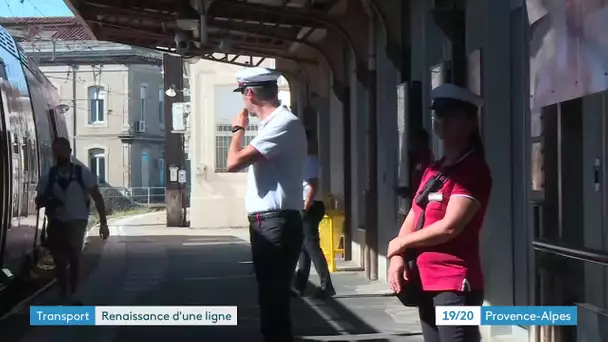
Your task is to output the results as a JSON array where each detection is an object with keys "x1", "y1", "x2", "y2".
[
  {"x1": 0, "y1": 234, "x2": 414, "y2": 342},
  {"x1": 118, "y1": 223, "x2": 169, "y2": 228}
]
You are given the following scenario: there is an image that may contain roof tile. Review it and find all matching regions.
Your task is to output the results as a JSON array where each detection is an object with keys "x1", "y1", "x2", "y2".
[{"x1": 0, "y1": 17, "x2": 92, "y2": 41}]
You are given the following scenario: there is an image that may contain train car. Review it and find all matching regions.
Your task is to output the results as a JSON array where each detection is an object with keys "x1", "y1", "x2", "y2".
[{"x1": 0, "y1": 24, "x2": 69, "y2": 294}]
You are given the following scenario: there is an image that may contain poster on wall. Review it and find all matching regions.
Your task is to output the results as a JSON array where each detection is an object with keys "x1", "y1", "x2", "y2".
[{"x1": 527, "y1": 0, "x2": 608, "y2": 109}]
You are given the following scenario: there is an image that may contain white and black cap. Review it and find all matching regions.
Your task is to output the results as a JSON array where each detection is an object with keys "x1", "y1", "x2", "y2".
[
  {"x1": 233, "y1": 67, "x2": 282, "y2": 92},
  {"x1": 430, "y1": 84, "x2": 483, "y2": 111}
]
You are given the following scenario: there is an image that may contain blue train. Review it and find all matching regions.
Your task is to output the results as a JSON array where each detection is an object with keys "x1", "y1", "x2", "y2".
[{"x1": 0, "y1": 24, "x2": 69, "y2": 300}]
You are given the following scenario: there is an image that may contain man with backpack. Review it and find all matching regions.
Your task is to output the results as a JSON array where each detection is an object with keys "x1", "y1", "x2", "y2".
[{"x1": 35, "y1": 137, "x2": 109, "y2": 305}]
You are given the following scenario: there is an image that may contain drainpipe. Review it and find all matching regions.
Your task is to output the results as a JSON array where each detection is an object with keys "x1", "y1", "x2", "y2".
[
  {"x1": 362, "y1": 0, "x2": 378, "y2": 281},
  {"x1": 72, "y1": 65, "x2": 78, "y2": 155}
]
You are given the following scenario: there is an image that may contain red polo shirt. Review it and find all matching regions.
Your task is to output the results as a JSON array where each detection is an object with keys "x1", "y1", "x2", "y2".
[{"x1": 412, "y1": 153, "x2": 492, "y2": 291}]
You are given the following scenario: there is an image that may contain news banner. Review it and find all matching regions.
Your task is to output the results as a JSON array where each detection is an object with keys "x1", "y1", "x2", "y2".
[{"x1": 30, "y1": 305, "x2": 578, "y2": 326}]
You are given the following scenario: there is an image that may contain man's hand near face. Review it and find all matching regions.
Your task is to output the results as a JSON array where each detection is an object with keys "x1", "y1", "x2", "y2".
[
  {"x1": 233, "y1": 108, "x2": 249, "y2": 129},
  {"x1": 227, "y1": 108, "x2": 263, "y2": 172}
]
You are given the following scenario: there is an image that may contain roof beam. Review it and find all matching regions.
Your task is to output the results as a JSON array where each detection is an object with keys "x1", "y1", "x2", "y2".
[
  {"x1": 207, "y1": 0, "x2": 367, "y2": 84},
  {"x1": 31, "y1": 53, "x2": 162, "y2": 66},
  {"x1": 201, "y1": 53, "x2": 267, "y2": 68},
  {"x1": 207, "y1": 18, "x2": 340, "y2": 87},
  {"x1": 90, "y1": 22, "x2": 294, "y2": 54},
  {"x1": 99, "y1": 32, "x2": 316, "y2": 66}
]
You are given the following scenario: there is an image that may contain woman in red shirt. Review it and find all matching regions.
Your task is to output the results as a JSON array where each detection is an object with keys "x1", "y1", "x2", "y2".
[{"x1": 387, "y1": 84, "x2": 492, "y2": 342}]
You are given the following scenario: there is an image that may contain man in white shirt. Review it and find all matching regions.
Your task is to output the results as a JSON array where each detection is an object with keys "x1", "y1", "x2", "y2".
[
  {"x1": 293, "y1": 130, "x2": 335, "y2": 298},
  {"x1": 35, "y1": 137, "x2": 109, "y2": 305},
  {"x1": 226, "y1": 67, "x2": 307, "y2": 342}
]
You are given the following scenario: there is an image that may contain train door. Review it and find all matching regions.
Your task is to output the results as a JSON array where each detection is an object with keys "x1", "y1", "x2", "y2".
[
  {"x1": 0, "y1": 48, "x2": 39, "y2": 276},
  {"x1": 0, "y1": 58, "x2": 11, "y2": 269}
]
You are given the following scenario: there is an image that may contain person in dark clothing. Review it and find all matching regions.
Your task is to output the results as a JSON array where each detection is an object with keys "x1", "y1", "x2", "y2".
[
  {"x1": 35, "y1": 138, "x2": 109, "y2": 305},
  {"x1": 293, "y1": 130, "x2": 336, "y2": 299}
]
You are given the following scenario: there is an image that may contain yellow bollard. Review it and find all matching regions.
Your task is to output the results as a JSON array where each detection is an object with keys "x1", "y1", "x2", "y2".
[{"x1": 318, "y1": 211, "x2": 345, "y2": 272}]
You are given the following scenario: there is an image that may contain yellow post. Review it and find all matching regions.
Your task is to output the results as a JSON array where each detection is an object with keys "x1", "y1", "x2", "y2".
[{"x1": 318, "y1": 211, "x2": 344, "y2": 273}]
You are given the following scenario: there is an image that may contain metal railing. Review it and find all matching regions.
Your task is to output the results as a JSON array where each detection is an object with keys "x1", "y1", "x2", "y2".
[
  {"x1": 532, "y1": 240, "x2": 608, "y2": 266},
  {"x1": 533, "y1": 239, "x2": 608, "y2": 341},
  {"x1": 98, "y1": 186, "x2": 191, "y2": 212}
]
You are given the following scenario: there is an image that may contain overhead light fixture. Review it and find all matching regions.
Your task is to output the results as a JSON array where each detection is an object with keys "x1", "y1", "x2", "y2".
[
  {"x1": 165, "y1": 85, "x2": 177, "y2": 98},
  {"x1": 176, "y1": 6, "x2": 200, "y2": 31},
  {"x1": 165, "y1": 85, "x2": 190, "y2": 98},
  {"x1": 55, "y1": 104, "x2": 70, "y2": 114}
]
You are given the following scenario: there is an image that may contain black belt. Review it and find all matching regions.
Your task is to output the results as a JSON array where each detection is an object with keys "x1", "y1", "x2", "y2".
[{"x1": 247, "y1": 209, "x2": 300, "y2": 223}]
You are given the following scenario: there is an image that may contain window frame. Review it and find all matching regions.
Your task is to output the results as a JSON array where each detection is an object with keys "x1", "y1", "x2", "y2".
[
  {"x1": 158, "y1": 87, "x2": 165, "y2": 128},
  {"x1": 140, "y1": 84, "x2": 147, "y2": 123},
  {"x1": 88, "y1": 148, "x2": 107, "y2": 184},
  {"x1": 141, "y1": 149, "x2": 150, "y2": 187},
  {"x1": 214, "y1": 124, "x2": 258, "y2": 172},
  {"x1": 88, "y1": 86, "x2": 107, "y2": 124}
]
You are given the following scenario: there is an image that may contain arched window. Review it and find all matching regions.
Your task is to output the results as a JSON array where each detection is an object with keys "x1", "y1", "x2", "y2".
[
  {"x1": 88, "y1": 86, "x2": 106, "y2": 123},
  {"x1": 88, "y1": 148, "x2": 106, "y2": 184}
]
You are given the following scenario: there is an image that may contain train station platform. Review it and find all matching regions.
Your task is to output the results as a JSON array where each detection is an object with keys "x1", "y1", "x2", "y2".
[{"x1": 1, "y1": 212, "x2": 423, "y2": 342}]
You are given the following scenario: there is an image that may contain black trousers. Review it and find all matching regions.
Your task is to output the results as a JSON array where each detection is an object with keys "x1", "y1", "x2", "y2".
[
  {"x1": 294, "y1": 201, "x2": 334, "y2": 292},
  {"x1": 249, "y1": 210, "x2": 304, "y2": 342},
  {"x1": 418, "y1": 290, "x2": 485, "y2": 342}
]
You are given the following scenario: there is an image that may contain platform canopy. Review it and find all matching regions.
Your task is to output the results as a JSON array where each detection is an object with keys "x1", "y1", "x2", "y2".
[{"x1": 62, "y1": 0, "x2": 344, "y2": 67}]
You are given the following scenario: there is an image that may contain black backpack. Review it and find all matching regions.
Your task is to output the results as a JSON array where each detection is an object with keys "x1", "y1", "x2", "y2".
[{"x1": 44, "y1": 163, "x2": 90, "y2": 209}]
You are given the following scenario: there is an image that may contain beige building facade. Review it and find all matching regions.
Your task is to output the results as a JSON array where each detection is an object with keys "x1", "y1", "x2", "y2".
[{"x1": 42, "y1": 63, "x2": 166, "y2": 191}]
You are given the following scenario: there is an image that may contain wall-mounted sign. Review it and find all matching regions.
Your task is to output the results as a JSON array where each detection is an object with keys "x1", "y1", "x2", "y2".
[
  {"x1": 169, "y1": 166, "x2": 179, "y2": 182},
  {"x1": 178, "y1": 169, "x2": 187, "y2": 184},
  {"x1": 172, "y1": 102, "x2": 189, "y2": 132}
]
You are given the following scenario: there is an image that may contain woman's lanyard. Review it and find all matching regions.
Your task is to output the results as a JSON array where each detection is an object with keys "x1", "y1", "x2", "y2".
[{"x1": 414, "y1": 149, "x2": 474, "y2": 230}]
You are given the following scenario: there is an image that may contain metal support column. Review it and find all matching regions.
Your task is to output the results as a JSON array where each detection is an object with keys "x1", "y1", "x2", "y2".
[
  {"x1": 71, "y1": 65, "x2": 78, "y2": 154},
  {"x1": 163, "y1": 54, "x2": 186, "y2": 227},
  {"x1": 342, "y1": 83, "x2": 352, "y2": 261},
  {"x1": 364, "y1": 10, "x2": 379, "y2": 281}
]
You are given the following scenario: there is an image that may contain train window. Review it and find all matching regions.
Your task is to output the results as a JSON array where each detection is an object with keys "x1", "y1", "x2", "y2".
[
  {"x1": 24, "y1": 67, "x2": 53, "y2": 173},
  {"x1": 21, "y1": 137, "x2": 28, "y2": 171},
  {"x1": 12, "y1": 132, "x2": 18, "y2": 154}
]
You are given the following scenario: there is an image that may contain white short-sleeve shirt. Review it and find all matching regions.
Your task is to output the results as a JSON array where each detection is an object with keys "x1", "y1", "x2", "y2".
[
  {"x1": 303, "y1": 155, "x2": 322, "y2": 201},
  {"x1": 245, "y1": 105, "x2": 307, "y2": 214},
  {"x1": 36, "y1": 164, "x2": 99, "y2": 221}
]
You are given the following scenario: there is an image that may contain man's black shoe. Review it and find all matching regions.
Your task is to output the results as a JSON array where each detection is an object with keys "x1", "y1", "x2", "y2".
[
  {"x1": 311, "y1": 287, "x2": 336, "y2": 300},
  {"x1": 290, "y1": 287, "x2": 304, "y2": 297}
]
